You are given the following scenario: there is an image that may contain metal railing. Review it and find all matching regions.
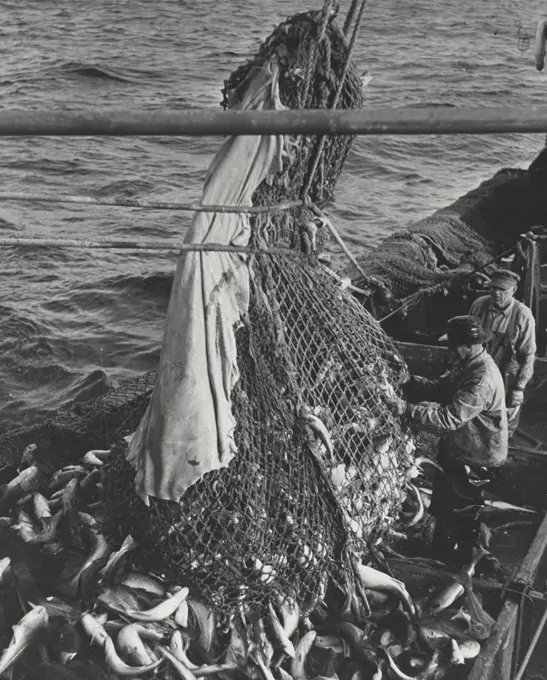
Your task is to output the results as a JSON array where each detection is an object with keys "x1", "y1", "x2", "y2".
[{"x1": 1, "y1": 106, "x2": 547, "y2": 136}]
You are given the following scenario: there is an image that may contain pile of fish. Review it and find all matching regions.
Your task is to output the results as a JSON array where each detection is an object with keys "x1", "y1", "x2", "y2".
[{"x1": 0, "y1": 443, "x2": 499, "y2": 680}]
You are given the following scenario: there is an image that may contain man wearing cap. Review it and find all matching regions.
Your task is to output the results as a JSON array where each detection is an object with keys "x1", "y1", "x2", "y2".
[
  {"x1": 391, "y1": 315, "x2": 507, "y2": 568},
  {"x1": 469, "y1": 269, "x2": 536, "y2": 437}
]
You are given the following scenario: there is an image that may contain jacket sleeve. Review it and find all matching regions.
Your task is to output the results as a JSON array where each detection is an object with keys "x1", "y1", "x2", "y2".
[
  {"x1": 407, "y1": 378, "x2": 488, "y2": 433},
  {"x1": 513, "y1": 311, "x2": 537, "y2": 391},
  {"x1": 404, "y1": 375, "x2": 443, "y2": 403}
]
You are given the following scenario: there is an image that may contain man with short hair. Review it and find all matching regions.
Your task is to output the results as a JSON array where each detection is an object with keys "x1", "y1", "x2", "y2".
[
  {"x1": 469, "y1": 269, "x2": 536, "y2": 437},
  {"x1": 391, "y1": 316, "x2": 508, "y2": 568}
]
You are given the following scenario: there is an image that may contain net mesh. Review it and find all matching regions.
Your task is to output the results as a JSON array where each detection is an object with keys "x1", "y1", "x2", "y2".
[
  {"x1": 0, "y1": 9, "x2": 416, "y2": 620},
  {"x1": 348, "y1": 167, "x2": 537, "y2": 300}
]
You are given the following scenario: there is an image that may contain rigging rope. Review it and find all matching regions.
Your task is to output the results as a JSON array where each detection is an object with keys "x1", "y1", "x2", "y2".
[
  {"x1": 0, "y1": 192, "x2": 307, "y2": 214},
  {"x1": 343, "y1": 0, "x2": 361, "y2": 36},
  {"x1": 301, "y1": 0, "x2": 368, "y2": 201}
]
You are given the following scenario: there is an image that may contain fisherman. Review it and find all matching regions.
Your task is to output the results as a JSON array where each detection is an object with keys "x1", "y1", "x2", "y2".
[
  {"x1": 468, "y1": 269, "x2": 536, "y2": 438},
  {"x1": 390, "y1": 316, "x2": 508, "y2": 570}
]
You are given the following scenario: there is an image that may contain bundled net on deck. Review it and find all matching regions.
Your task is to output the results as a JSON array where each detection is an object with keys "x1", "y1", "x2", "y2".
[
  {"x1": 0, "y1": 9, "x2": 416, "y2": 620},
  {"x1": 349, "y1": 160, "x2": 547, "y2": 301}
]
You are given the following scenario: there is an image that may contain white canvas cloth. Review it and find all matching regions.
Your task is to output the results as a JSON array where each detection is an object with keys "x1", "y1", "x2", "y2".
[{"x1": 126, "y1": 53, "x2": 286, "y2": 503}]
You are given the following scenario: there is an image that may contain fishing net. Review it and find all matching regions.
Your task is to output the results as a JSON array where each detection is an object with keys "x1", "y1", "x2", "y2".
[
  {"x1": 0, "y1": 9, "x2": 416, "y2": 618},
  {"x1": 349, "y1": 160, "x2": 547, "y2": 302}
]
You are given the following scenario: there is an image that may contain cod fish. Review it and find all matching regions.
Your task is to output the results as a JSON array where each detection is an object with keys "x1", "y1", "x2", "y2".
[
  {"x1": 117, "y1": 624, "x2": 155, "y2": 666},
  {"x1": 357, "y1": 563, "x2": 416, "y2": 617},
  {"x1": 100, "y1": 534, "x2": 138, "y2": 581},
  {"x1": 120, "y1": 586, "x2": 190, "y2": 623},
  {"x1": 291, "y1": 631, "x2": 316, "y2": 680},
  {"x1": 0, "y1": 605, "x2": 49, "y2": 676},
  {"x1": 62, "y1": 512, "x2": 112, "y2": 596},
  {"x1": 427, "y1": 547, "x2": 489, "y2": 616}
]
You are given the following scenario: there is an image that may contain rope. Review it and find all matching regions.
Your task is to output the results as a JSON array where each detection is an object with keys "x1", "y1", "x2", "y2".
[
  {"x1": 310, "y1": 204, "x2": 383, "y2": 289},
  {"x1": 301, "y1": 0, "x2": 368, "y2": 199},
  {"x1": 320, "y1": 263, "x2": 371, "y2": 296},
  {"x1": 0, "y1": 192, "x2": 307, "y2": 214},
  {"x1": 343, "y1": 0, "x2": 360, "y2": 35},
  {"x1": 0, "y1": 236, "x2": 302, "y2": 255}
]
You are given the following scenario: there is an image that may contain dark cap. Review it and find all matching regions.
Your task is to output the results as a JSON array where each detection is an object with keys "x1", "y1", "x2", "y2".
[
  {"x1": 446, "y1": 315, "x2": 493, "y2": 347},
  {"x1": 489, "y1": 269, "x2": 520, "y2": 290}
]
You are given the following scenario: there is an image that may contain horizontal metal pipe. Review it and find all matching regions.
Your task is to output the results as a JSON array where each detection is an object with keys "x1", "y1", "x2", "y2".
[
  {"x1": 0, "y1": 236, "x2": 300, "y2": 254},
  {"x1": 2, "y1": 107, "x2": 547, "y2": 136},
  {"x1": 0, "y1": 192, "x2": 305, "y2": 214}
]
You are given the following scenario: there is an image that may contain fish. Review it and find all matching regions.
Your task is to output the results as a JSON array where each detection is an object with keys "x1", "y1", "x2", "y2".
[
  {"x1": 0, "y1": 605, "x2": 49, "y2": 676},
  {"x1": 82, "y1": 452, "x2": 104, "y2": 467},
  {"x1": 256, "y1": 617, "x2": 274, "y2": 667},
  {"x1": 45, "y1": 469, "x2": 86, "y2": 495},
  {"x1": 170, "y1": 630, "x2": 199, "y2": 669},
  {"x1": 0, "y1": 516, "x2": 14, "y2": 528},
  {"x1": 464, "y1": 585, "x2": 495, "y2": 640},
  {"x1": 175, "y1": 600, "x2": 189, "y2": 627},
  {"x1": 15, "y1": 509, "x2": 64, "y2": 544},
  {"x1": 32, "y1": 494, "x2": 52, "y2": 529},
  {"x1": 449, "y1": 639, "x2": 465, "y2": 665},
  {"x1": 100, "y1": 534, "x2": 138, "y2": 581},
  {"x1": 268, "y1": 603, "x2": 295, "y2": 658},
  {"x1": 405, "y1": 483, "x2": 424, "y2": 527},
  {"x1": 335, "y1": 622, "x2": 379, "y2": 671},
  {"x1": 380, "y1": 648, "x2": 415, "y2": 680},
  {"x1": 356, "y1": 563, "x2": 415, "y2": 617},
  {"x1": 159, "y1": 645, "x2": 198, "y2": 680},
  {"x1": 414, "y1": 456, "x2": 444, "y2": 475},
  {"x1": 0, "y1": 556, "x2": 11, "y2": 584},
  {"x1": 121, "y1": 572, "x2": 166, "y2": 597},
  {"x1": 117, "y1": 624, "x2": 155, "y2": 666},
  {"x1": 61, "y1": 478, "x2": 79, "y2": 517},
  {"x1": 105, "y1": 619, "x2": 166, "y2": 641},
  {"x1": 426, "y1": 581, "x2": 465, "y2": 617},
  {"x1": 80, "y1": 612, "x2": 110, "y2": 647},
  {"x1": 122, "y1": 586, "x2": 190, "y2": 623},
  {"x1": 18, "y1": 443, "x2": 38, "y2": 471},
  {"x1": 291, "y1": 630, "x2": 316, "y2": 680},
  {"x1": 535, "y1": 18, "x2": 547, "y2": 71},
  {"x1": 224, "y1": 620, "x2": 248, "y2": 667},
  {"x1": 84, "y1": 448, "x2": 111, "y2": 460},
  {"x1": 0, "y1": 466, "x2": 45, "y2": 512},
  {"x1": 458, "y1": 639, "x2": 481, "y2": 659},
  {"x1": 97, "y1": 585, "x2": 143, "y2": 613},
  {"x1": 187, "y1": 598, "x2": 215, "y2": 652},
  {"x1": 302, "y1": 411, "x2": 334, "y2": 460},
  {"x1": 276, "y1": 594, "x2": 300, "y2": 639},
  {"x1": 485, "y1": 500, "x2": 539, "y2": 514},
  {"x1": 63, "y1": 513, "x2": 112, "y2": 596},
  {"x1": 427, "y1": 548, "x2": 488, "y2": 615},
  {"x1": 104, "y1": 635, "x2": 163, "y2": 676},
  {"x1": 193, "y1": 663, "x2": 238, "y2": 677},
  {"x1": 80, "y1": 468, "x2": 102, "y2": 491},
  {"x1": 420, "y1": 650, "x2": 441, "y2": 680}
]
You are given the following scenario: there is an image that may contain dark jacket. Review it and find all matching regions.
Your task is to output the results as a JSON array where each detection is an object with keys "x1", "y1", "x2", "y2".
[{"x1": 406, "y1": 348, "x2": 508, "y2": 467}]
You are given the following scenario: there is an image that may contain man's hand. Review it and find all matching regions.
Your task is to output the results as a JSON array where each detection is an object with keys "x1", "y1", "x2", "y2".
[{"x1": 507, "y1": 389, "x2": 524, "y2": 408}]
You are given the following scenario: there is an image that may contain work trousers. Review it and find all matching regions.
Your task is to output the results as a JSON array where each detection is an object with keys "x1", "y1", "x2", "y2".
[{"x1": 429, "y1": 443, "x2": 488, "y2": 568}]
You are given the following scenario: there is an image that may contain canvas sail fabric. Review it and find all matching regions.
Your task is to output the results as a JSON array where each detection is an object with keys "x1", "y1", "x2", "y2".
[{"x1": 125, "y1": 52, "x2": 286, "y2": 504}]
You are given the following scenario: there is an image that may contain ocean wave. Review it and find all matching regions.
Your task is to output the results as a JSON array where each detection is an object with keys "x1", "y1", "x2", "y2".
[{"x1": 59, "y1": 61, "x2": 145, "y2": 83}]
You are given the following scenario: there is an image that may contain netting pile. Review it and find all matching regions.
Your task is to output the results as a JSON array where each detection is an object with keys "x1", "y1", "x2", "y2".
[
  {"x1": 0, "y1": 9, "x2": 416, "y2": 621},
  {"x1": 349, "y1": 166, "x2": 542, "y2": 300}
]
